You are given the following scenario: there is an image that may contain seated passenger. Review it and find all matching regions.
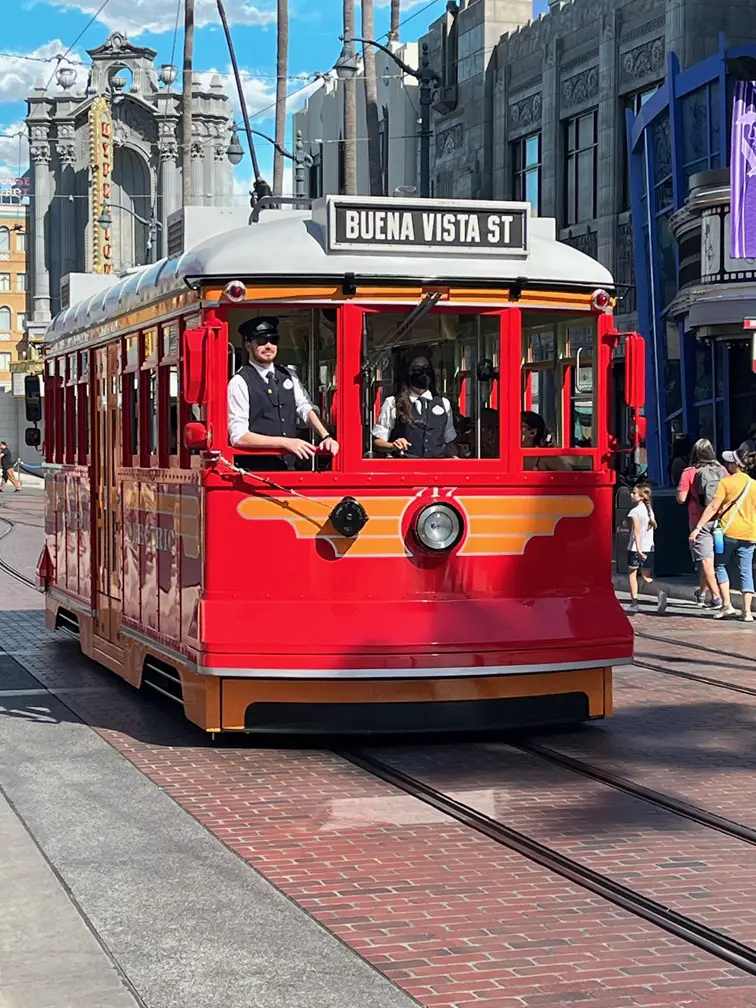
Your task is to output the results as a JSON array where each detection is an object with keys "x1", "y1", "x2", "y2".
[
  {"x1": 521, "y1": 410, "x2": 571, "y2": 471},
  {"x1": 228, "y1": 316, "x2": 339, "y2": 470},
  {"x1": 372, "y1": 351, "x2": 457, "y2": 458}
]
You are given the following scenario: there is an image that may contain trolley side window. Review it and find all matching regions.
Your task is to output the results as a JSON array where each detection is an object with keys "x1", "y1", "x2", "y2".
[
  {"x1": 226, "y1": 308, "x2": 337, "y2": 470},
  {"x1": 521, "y1": 311, "x2": 597, "y2": 471},
  {"x1": 122, "y1": 332, "x2": 140, "y2": 466},
  {"x1": 78, "y1": 351, "x2": 90, "y2": 465},
  {"x1": 363, "y1": 312, "x2": 500, "y2": 460}
]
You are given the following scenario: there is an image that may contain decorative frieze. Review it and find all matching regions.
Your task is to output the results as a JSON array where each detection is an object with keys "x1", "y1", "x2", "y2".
[{"x1": 561, "y1": 66, "x2": 599, "y2": 109}]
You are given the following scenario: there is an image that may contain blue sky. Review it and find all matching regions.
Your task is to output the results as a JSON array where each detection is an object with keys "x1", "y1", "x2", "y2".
[{"x1": 0, "y1": 0, "x2": 548, "y2": 189}]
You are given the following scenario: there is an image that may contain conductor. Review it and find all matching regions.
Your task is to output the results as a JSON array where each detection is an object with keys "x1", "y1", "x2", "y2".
[{"x1": 227, "y1": 316, "x2": 339, "y2": 470}]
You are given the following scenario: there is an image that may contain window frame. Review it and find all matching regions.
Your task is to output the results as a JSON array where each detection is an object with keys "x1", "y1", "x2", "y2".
[
  {"x1": 564, "y1": 109, "x2": 598, "y2": 226},
  {"x1": 0, "y1": 305, "x2": 10, "y2": 332},
  {"x1": 0, "y1": 227, "x2": 8, "y2": 252},
  {"x1": 0, "y1": 274, "x2": 10, "y2": 293},
  {"x1": 512, "y1": 132, "x2": 542, "y2": 214},
  {"x1": 77, "y1": 350, "x2": 90, "y2": 466}
]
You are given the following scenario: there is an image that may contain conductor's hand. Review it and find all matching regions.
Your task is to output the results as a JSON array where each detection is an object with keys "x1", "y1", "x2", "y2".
[
  {"x1": 278, "y1": 437, "x2": 317, "y2": 460},
  {"x1": 319, "y1": 436, "x2": 340, "y2": 456},
  {"x1": 392, "y1": 438, "x2": 411, "y2": 451}
]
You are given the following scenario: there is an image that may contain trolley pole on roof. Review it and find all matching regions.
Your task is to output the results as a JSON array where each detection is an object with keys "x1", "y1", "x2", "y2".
[
  {"x1": 182, "y1": 0, "x2": 195, "y2": 209},
  {"x1": 350, "y1": 37, "x2": 440, "y2": 198}
]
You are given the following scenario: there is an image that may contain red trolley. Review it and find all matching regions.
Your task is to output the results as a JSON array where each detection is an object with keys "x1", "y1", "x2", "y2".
[{"x1": 33, "y1": 196, "x2": 644, "y2": 733}]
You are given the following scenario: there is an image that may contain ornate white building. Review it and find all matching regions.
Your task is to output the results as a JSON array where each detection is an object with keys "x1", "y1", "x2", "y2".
[{"x1": 25, "y1": 32, "x2": 235, "y2": 340}]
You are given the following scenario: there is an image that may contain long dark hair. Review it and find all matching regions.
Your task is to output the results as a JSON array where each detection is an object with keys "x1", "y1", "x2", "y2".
[
  {"x1": 690, "y1": 438, "x2": 717, "y2": 467},
  {"x1": 521, "y1": 410, "x2": 548, "y2": 447},
  {"x1": 394, "y1": 349, "x2": 437, "y2": 425}
]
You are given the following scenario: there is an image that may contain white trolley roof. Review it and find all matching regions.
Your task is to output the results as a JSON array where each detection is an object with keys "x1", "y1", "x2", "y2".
[{"x1": 46, "y1": 197, "x2": 614, "y2": 343}]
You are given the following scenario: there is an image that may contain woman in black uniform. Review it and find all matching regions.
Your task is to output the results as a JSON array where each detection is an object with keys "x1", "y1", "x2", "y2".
[{"x1": 372, "y1": 351, "x2": 457, "y2": 458}]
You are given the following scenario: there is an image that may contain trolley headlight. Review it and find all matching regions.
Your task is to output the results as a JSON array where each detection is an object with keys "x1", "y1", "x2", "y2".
[
  {"x1": 413, "y1": 503, "x2": 462, "y2": 552},
  {"x1": 223, "y1": 279, "x2": 247, "y2": 302}
]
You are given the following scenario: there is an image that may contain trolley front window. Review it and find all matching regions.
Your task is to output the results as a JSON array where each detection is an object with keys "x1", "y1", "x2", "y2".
[
  {"x1": 363, "y1": 311, "x2": 500, "y2": 460},
  {"x1": 226, "y1": 308, "x2": 337, "y2": 469}
]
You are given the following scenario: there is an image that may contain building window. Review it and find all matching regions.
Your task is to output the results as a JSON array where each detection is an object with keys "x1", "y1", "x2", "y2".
[
  {"x1": 0, "y1": 275, "x2": 9, "y2": 292},
  {"x1": 564, "y1": 110, "x2": 598, "y2": 226},
  {"x1": 16, "y1": 273, "x2": 25, "y2": 292},
  {"x1": 512, "y1": 132, "x2": 541, "y2": 213},
  {"x1": 681, "y1": 81, "x2": 721, "y2": 180},
  {"x1": 0, "y1": 354, "x2": 10, "y2": 371},
  {"x1": 0, "y1": 306, "x2": 9, "y2": 331},
  {"x1": 17, "y1": 312, "x2": 25, "y2": 331},
  {"x1": 0, "y1": 228, "x2": 8, "y2": 252},
  {"x1": 15, "y1": 231, "x2": 25, "y2": 253}
]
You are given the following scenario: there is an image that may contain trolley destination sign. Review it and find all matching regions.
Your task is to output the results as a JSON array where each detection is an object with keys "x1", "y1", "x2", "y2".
[{"x1": 321, "y1": 196, "x2": 529, "y2": 256}]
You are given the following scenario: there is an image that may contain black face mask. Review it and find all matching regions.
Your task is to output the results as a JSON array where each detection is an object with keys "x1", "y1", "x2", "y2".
[{"x1": 409, "y1": 366, "x2": 432, "y2": 390}]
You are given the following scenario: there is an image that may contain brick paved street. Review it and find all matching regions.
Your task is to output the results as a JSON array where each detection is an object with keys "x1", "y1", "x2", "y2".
[{"x1": 4, "y1": 508, "x2": 756, "y2": 1006}]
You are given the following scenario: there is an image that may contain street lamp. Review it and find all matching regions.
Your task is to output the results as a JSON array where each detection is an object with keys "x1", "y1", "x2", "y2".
[
  {"x1": 344, "y1": 36, "x2": 440, "y2": 198},
  {"x1": 333, "y1": 45, "x2": 359, "y2": 80},
  {"x1": 97, "y1": 202, "x2": 163, "y2": 264},
  {"x1": 226, "y1": 128, "x2": 244, "y2": 166}
]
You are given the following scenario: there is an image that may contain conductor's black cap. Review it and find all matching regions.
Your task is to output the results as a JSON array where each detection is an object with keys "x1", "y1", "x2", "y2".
[{"x1": 239, "y1": 316, "x2": 279, "y2": 342}]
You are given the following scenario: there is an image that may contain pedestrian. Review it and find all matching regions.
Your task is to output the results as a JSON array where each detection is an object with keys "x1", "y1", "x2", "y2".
[
  {"x1": 676, "y1": 438, "x2": 725, "y2": 608},
  {"x1": 689, "y1": 448, "x2": 756, "y2": 621},
  {"x1": 669, "y1": 434, "x2": 692, "y2": 486},
  {"x1": 626, "y1": 483, "x2": 668, "y2": 614},
  {"x1": 0, "y1": 442, "x2": 20, "y2": 492}
]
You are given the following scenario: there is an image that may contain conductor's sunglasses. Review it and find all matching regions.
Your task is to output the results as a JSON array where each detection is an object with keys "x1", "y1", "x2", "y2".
[{"x1": 248, "y1": 332, "x2": 280, "y2": 346}]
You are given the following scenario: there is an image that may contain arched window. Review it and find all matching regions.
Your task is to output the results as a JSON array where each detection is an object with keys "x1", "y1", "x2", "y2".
[
  {"x1": 0, "y1": 306, "x2": 10, "y2": 331},
  {"x1": 0, "y1": 228, "x2": 9, "y2": 252}
]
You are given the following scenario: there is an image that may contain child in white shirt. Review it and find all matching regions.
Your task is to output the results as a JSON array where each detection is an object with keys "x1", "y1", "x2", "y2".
[{"x1": 626, "y1": 484, "x2": 668, "y2": 614}]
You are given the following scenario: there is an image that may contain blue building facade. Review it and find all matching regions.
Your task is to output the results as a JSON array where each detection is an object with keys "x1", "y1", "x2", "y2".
[{"x1": 628, "y1": 35, "x2": 756, "y2": 485}]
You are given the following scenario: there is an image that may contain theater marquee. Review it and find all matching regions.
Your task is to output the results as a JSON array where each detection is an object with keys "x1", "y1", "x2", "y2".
[{"x1": 89, "y1": 96, "x2": 113, "y2": 274}]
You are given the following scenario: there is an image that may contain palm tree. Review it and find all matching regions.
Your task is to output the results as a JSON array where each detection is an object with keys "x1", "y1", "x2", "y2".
[
  {"x1": 342, "y1": 0, "x2": 358, "y2": 195},
  {"x1": 389, "y1": 0, "x2": 400, "y2": 44},
  {"x1": 361, "y1": 0, "x2": 382, "y2": 195},
  {"x1": 273, "y1": 0, "x2": 288, "y2": 195}
]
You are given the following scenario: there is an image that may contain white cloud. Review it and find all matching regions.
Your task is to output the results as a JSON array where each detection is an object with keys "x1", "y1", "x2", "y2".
[
  {"x1": 47, "y1": 0, "x2": 275, "y2": 36},
  {"x1": 0, "y1": 41, "x2": 82, "y2": 104},
  {"x1": 0, "y1": 123, "x2": 29, "y2": 175}
]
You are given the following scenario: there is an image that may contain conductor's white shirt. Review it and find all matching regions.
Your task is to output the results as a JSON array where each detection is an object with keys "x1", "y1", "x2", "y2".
[{"x1": 227, "y1": 362, "x2": 315, "y2": 446}]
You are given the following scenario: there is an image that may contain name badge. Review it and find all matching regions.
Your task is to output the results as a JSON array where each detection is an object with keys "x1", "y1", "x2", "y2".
[
  {"x1": 282, "y1": 378, "x2": 294, "y2": 390},
  {"x1": 432, "y1": 404, "x2": 445, "y2": 415}
]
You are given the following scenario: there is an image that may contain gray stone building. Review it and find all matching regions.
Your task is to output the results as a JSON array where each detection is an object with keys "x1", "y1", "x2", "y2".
[
  {"x1": 25, "y1": 32, "x2": 235, "y2": 342},
  {"x1": 423, "y1": 0, "x2": 756, "y2": 328},
  {"x1": 296, "y1": 0, "x2": 756, "y2": 330}
]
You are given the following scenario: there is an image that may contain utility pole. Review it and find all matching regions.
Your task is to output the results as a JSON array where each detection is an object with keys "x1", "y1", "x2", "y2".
[
  {"x1": 182, "y1": 0, "x2": 195, "y2": 208},
  {"x1": 273, "y1": 0, "x2": 288, "y2": 195},
  {"x1": 342, "y1": 0, "x2": 358, "y2": 196}
]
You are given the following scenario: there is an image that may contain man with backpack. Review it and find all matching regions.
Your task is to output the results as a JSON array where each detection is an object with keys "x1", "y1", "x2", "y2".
[{"x1": 676, "y1": 438, "x2": 726, "y2": 608}]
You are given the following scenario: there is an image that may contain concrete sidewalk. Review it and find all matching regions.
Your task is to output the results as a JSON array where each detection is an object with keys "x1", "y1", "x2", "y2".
[{"x1": 0, "y1": 788, "x2": 141, "y2": 1008}]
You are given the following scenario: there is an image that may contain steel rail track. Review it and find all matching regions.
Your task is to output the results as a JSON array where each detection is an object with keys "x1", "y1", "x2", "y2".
[
  {"x1": 513, "y1": 740, "x2": 756, "y2": 846},
  {"x1": 339, "y1": 748, "x2": 756, "y2": 978},
  {"x1": 635, "y1": 629, "x2": 756, "y2": 667},
  {"x1": 633, "y1": 658, "x2": 756, "y2": 697},
  {"x1": 0, "y1": 516, "x2": 38, "y2": 589}
]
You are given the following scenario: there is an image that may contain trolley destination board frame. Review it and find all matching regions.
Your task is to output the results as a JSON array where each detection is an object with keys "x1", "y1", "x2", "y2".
[{"x1": 317, "y1": 195, "x2": 530, "y2": 257}]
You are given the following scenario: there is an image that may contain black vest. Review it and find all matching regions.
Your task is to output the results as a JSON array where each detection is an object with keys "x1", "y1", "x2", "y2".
[
  {"x1": 389, "y1": 396, "x2": 448, "y2": 458},
  {"x1": 234, "y1": 363, "x2": 298, "y2": 471}
]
